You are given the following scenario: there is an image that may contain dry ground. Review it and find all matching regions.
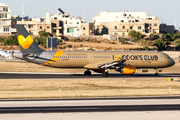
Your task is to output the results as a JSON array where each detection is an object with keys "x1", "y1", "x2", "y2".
[
  {"x1": 0, "y1": 79, "x2": 180, "y2": 99},
  {"x1": 64, "y1": 41, "x2": 148, "y2": 50},
  {"x1": 0, "y1": 61, "x2": 179, "y2": 99}
]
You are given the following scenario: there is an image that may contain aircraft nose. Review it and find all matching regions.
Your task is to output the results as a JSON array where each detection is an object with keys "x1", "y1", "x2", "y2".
[{"x1": 170, "y1": 58, "x2": 175, "y2": 66}]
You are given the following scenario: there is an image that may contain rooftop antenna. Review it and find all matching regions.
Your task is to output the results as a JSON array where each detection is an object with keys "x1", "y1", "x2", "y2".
[
  {"x1": 83, "y1": 10, "x2": 85, "y2": 22},
  {"x1": 44, "y1": 6, "x2": 46, "y2": 16},
  {"x1": 22, "y1": 1, "x2": 24, "y2": 17}
]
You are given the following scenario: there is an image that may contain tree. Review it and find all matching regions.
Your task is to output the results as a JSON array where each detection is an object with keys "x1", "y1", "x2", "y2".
[
  {"x1": 163, "y1": 33, "x2": 175, "y2": 41},
  {"x1": 3, "y1": 35, "x2": 18, "y2": 46},
  {"x1": 119, "y1": 38, "x2": 128, "y2": 44},
  {"x1": 149, "y1": 33, "x2": 159, "y2": 40},
  {"x1": 175, "y1": 39, "x2": 180, "y2": 47},
  {"x1": 35, "y1": 31, "x2": 50, "y2": 46},
  {"x1": 128, "y1": 30, "x2": 142, "y2": 40},
  {"x1": 165, "y1": 41, "x2": 171, "y2": 47},
  {"x1": 39, "y1": 31, "x2": 49, "y2": 38},
  {"x1": 154, "y1": 39, "x2": 165, "y2": 50}
]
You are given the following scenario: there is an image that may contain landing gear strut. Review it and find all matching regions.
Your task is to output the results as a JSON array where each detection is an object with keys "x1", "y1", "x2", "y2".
[
  {"x1": 155, "y1": 69, "x2": 159, "y2": 76},
  {"x1": 102, "y1": 72, "x2": 109, "y2": 77},
  {"x1": 84, "y1": 70, "x2": 91, "y2": 76}
]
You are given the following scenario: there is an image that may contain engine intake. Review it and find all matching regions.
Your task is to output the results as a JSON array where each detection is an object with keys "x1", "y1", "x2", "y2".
[{"x1": 116, "y1": 65, "x2": 136, "y2": 75}]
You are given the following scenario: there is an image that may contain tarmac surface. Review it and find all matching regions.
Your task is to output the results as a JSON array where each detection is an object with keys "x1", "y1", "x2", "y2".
[
  {"x1": 0, "y1": 97, "x2": 180, "y2": 113},
  {"x1": 0, "y1": 72, "x2": 180, "y2": 79}
]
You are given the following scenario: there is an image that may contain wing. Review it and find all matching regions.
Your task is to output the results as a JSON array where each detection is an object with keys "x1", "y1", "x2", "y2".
[{"x1": 84, "y1": 59, "x2": 126, "y2": 69}]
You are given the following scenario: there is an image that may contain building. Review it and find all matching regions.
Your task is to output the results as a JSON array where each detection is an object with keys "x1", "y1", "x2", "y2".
[
  {"x1": 17, "y1": 17, "x2": 52, "y2": 35},
  {"x1": 46, "y1": 9, "x2": 85, "y2": 37},
  {"x1": 17, "y1": 8, "x2": 85, "y2": 37},
  {"x1": 93, "y1": 11, "x2": 159, "y2": 37},
  {"x1": 160, "y1": 23, "x2": 174, "y2": 33},
  {"x1": 0, "y1": 3, "x2": 11, "y2": 34},
  {"x1": 81, "y1": 23, "x2": 94, "y2": 36}
]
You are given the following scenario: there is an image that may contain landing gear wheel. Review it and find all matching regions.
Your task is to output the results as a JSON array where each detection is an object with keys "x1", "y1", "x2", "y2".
[
  {"x1": 155, "y1": 73, "x2": 159, "y2": 76},
  {"x1": 84, "y1": 71, "x2": 91, "y2": 76},
  {"x1": 102, "y1": 72, "x2": 109, "y2": 77}
]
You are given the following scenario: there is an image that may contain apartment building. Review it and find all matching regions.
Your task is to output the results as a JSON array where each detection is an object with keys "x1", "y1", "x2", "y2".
[
  {"x1": 17, "y1": 9, "x2": 85, "y2": 37},
  {"x1": 0, "y1": 3, "x2": 11, "y2": 34},
  {"x1": 46, "y1": 11, "x2": 85, "y2": 37},
  {"x1": 17, "y1": 16, "x2": 63, "y2": 36},
  {"x1": 160, "y1": 23, "x2": 174, "y2": 33},
  {"x1": 81, "y1": 23, "x2": 94, "y2": 36},
  {"x1": 93, "y1": 11, "x2": 159, "y2": 37}
]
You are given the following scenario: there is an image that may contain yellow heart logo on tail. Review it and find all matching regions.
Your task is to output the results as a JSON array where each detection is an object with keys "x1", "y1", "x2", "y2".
[{"x1": 18, "y1": 35, "x2": 33, "y2": 49}]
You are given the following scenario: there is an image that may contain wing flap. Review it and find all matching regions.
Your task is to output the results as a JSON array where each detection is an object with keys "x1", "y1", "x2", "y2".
[{"x1": 84, "y1": 59, "x2": 126, "y2": 69}]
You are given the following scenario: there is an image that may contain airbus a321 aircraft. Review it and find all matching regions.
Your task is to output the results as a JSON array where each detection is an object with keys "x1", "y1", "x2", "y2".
[{"x1": 13, "y1": 25, "x2": 175, "y2": 77}]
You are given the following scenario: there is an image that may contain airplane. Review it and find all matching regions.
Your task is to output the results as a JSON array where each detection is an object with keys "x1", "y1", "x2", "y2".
[
  {"x1": 13, "y1": 25, "x2": 175, "y2": 77},
  {"x1": 0, "y1": 50, "x2": 13, "y2": 59}
]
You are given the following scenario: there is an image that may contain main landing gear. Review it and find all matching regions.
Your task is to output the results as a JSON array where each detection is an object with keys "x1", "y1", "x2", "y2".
[
  {"x1": 84, "y1": 70, "x2": 91, "y2": 76},
  {"x1": 101, "y1": 72, "x2": 109, "y2": 77}
]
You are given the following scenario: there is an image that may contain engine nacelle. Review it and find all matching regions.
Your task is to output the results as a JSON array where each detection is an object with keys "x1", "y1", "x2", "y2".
[{"x1": 116, "y1": 65, "x2": 136, "y2": 75}]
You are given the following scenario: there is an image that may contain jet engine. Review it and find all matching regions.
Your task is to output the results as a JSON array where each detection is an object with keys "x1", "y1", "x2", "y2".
[{"x1": 116, "y1": 65, "x2": 136, "y2": 75}]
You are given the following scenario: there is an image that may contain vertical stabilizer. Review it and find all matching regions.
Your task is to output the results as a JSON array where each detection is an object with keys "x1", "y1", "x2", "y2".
[{"x1": 16, "y1": 24, "x2": 43, "y2": 55}]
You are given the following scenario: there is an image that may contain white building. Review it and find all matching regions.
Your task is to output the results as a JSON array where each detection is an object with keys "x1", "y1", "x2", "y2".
[
  {"x1": 93, "y1": 11, "x2": 159, "y2": 36},
  {"x1": 0, "y1": 3, "x2": 11, "y2": 34},
  {"x1": 46, "y1": 12, "x2": 84, "y2": 37}
]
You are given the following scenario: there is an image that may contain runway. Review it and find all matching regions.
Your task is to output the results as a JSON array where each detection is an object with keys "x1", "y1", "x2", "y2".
[
  {"x1": 1, "y1": 97, "x2": 180, "y2": 113},
  {"x1": 0, "y1": 72, "x2": 180, "y2": 79}
]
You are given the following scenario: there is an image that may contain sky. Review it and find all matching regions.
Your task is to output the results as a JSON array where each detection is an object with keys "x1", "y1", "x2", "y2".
[{"x1": 2, "y1": 0, "x2": 180, "y2": 28}]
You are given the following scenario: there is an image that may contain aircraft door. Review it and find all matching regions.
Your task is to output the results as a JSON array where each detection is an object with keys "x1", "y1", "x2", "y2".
[
  {"x1": 159, "y1": 53, "x2": 164, "y2": 62},
  {"x1": 89, "y1": 54, "x2": 93, "y2": 62}
]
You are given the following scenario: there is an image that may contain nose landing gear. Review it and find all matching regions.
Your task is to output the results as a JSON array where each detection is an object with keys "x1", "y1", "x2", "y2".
[
  {"x1": 84, "y1": 70, "x2": 91, "y2": 76},
  {"x1": 155, "y1": 69, "x2": 159, "y2": 76}
]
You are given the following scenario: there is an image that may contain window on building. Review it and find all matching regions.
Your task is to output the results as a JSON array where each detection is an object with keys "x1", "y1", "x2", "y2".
[
  {"x1": 154, "y1": 23, "x2": 157, "y2": 26},
  {"x1": 4, "y1": 27, "x2": 9, "y2": 32},
  {"x1": 3, "y1": 7, "x2": 8, "y2": 12},
  {"x1": 40, "y1": 26, "x2": 42, "y2": 29},
  {"x1": 122, "y1": 26, "x2": 125, "y2": 29},
  {"x1": 2, "y1": 20, "x2": 7, "y2": 24},
  {"x1": 77, "y1": 29, "x2": 80, "y2": 31},
  {"x1": 138, "y1": 26, "x2": 141, "y2": 29},
  {"x1": 129, "y1": 14, "x2": 131, "y2": 17},
  {"x1": 54, "y1": 17, "x2": 57, "y2": 19},
  {"x1": 77, "y1": 22, "x2": 79, "y2": 24},
  {"x1": 115, "y1": 26, "x2": 117, "y2": 29},
  {"x1": 83, "y1": 27, "x2": 85, "y2": 30},
  {"x1": 69, "y1": 22, "x2": 73, "y2": 24},
  {"x1": 130, "y1": 26, "x2": 133, "y2": 29},
  {"x1": 121, "y1": 20, "x2": 124, "y2": 22},
  {"x1": 28, "y1": 25, "x2": 33, "y2": 29},
  {"x1": 1, "y1": 14, "x2": 7, "y2": 18},
  {"x1": 47, "y1": 26, "x2": 50, "y2": 29},
  {"x1": 67, "y1": 28, "x2": 74, "y2": 33},
  {"x1": 123, "y1": 13, "x2": 127, "y2": 17}
]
